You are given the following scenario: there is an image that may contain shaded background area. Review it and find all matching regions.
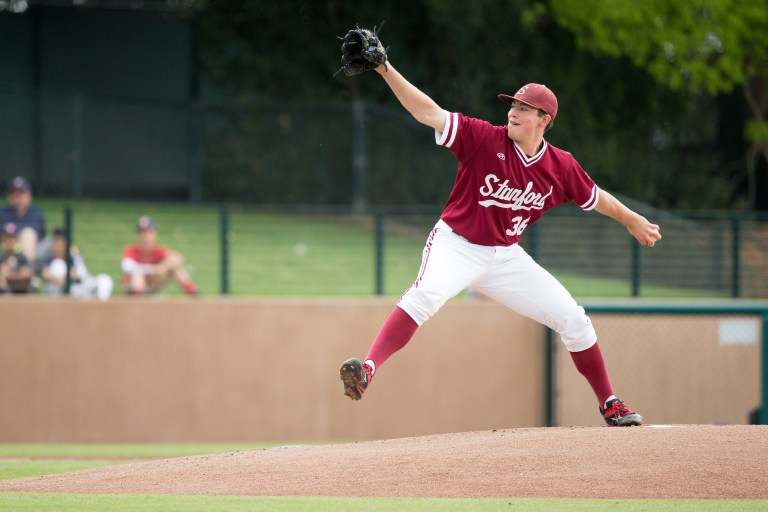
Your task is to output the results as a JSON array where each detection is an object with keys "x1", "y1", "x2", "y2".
[{"x1": 1, "y1": 0, "x2": 766, "y2": 210}]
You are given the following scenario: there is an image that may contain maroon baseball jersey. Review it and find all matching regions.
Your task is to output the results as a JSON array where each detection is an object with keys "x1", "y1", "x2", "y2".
[{"x1": 436, "y1": 112, "x2": 599, "y2": 246}]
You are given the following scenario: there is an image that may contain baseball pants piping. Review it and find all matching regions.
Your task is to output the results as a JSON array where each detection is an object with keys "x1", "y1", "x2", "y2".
[{"x1": 397, "y1": 219, "x2": 597, "y2": 352}]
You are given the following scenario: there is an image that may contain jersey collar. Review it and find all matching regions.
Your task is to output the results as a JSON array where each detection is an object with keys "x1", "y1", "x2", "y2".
[{"x1": 513, "y1": 139, "x2": 548, "y2": 167}]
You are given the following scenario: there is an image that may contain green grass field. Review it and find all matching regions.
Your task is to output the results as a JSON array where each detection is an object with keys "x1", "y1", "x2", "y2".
[
  {"x1": 38, "y1": 199, "x2": 424, "y2": 297},
  {"x1": 0, "y1": 444, "x2": 765, "y2": 512},
  {"x1": 35, "y1": 199, "x2": 724, "y2": 299}
]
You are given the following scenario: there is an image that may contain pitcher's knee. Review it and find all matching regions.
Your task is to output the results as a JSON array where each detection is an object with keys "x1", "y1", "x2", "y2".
[
  {"x1": 557, "y1": 313, "x2": 597, "y2": 352},
  {"x1": 397, "y1": 287, "x2": 446, "y2": 326}
]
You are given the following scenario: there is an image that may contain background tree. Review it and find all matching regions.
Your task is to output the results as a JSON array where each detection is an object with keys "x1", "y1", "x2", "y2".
[
  {"x1": 196, "y1": 0, "x2": 755, "y2": 209},
  {"x1": 548, "y1": 0, "x2": 768, "y2": 210}
]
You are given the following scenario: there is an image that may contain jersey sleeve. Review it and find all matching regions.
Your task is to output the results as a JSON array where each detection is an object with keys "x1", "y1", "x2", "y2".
[
  {"x1": 566, "y1": 158, "x2": 599, "y2": 211},
  {"x1": 154, "y1": 247, "x2": 170, "y2": 261},
  {"x1": 122, "y1": 245, "x2": 138, "y2": 261},
  {"x1": 435, "y1": 111, "x2": 458, "y2": 147},
  {"x1": 435, "y1": 112, "x2": 493, "y2": 164}
]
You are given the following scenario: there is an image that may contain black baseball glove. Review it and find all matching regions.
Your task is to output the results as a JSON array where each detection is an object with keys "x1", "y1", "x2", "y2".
[{"x1": 334, "y1": 23, "x2": 389, "y2": 77}]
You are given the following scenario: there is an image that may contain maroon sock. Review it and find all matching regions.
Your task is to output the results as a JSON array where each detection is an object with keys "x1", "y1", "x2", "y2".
[
  {"x1": 569, "y1": 342, "x2": 614, "y2": 406},
  {"x1": 364, "y1": 306, "x2": 419, "y2": 374}
]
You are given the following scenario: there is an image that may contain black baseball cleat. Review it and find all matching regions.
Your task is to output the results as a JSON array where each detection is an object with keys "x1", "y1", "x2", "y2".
[
  {"x1": 600, "y1": 398, "x2": 643, "y2": 426},
  {"x1": 339, "y1": 357, "x2": 372, "y2": 401}
]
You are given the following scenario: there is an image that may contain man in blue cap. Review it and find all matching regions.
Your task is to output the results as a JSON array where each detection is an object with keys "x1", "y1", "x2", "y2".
[{"x1": 0, "y1": 176, "x2": 47, "y2": 266}]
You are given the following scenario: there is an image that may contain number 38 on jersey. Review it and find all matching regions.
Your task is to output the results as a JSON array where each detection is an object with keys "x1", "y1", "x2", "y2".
[{"x1": 506, "y1": 216, "x2": 530, "y2": 237}]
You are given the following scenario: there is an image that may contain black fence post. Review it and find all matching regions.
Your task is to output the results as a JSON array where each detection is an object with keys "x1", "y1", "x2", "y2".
[
  {"x1": 63, "y1": 206, "x2": 73, "y2": 295},
  {"x1": 71, "y1": 95, "x2": 83, "y2": 199},
  {"x1": 527, "y1": 222, "x2": 538, "y2": 260},
  {"x1": 545, "y1": 328, "x2": 556, "y2": 427},
  {"x1": 352, "y1": 96, "x2": 368, "y2": 213},
  {"x1": 374, "y1": 209, "x2": 385, "y2": 296},
  {"x1": 631, "y1": 238, "x2": 641, "y2": 297},
  {"x1": 731, "y1": 215, "x2": 741, "y2": 298},
  {"x1": 220, "y1": 206, "x2": 229, "y2": 296},
  {"x1": 762, "y1": 311, "x2": 768, "y2": 425}
]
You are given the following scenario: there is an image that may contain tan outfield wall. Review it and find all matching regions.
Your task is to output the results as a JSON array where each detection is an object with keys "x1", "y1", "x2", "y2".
[
  {"x1": 556, "y1": 313, "x2": 763, "y2": 427},
  {"x1": 0, "y1": 298, "x2": 762, "y2": 442},
  {"x1": 0, "y1": 296, "x2": 545, "y2": 442}
]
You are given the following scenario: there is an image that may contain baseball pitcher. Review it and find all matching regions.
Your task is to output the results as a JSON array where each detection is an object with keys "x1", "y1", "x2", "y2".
[{"x1": 336, "y1": 26, "x2": 661, "y2": 426}]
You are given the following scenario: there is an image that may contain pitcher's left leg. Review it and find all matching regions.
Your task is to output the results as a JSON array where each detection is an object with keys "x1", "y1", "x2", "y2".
[{"x1": 476, "y1": 245, "x2": 642, "y2": 426}]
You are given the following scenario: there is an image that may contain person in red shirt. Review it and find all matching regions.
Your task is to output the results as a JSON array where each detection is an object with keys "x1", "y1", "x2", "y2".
[
  {"x1": 339, "y1": 40, "x2": 662, "y2": 427},
  {"x1": 121, "y1": 216, "x2": 197, "y2": 296}
]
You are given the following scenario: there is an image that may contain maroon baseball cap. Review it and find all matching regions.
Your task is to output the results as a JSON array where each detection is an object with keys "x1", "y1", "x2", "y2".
[{"x1": 498, "y1": 84, "x2": 558, "y2": 120}]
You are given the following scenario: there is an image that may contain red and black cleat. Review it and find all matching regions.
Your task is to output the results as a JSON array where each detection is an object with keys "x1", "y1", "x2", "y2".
[
  {"x1": 600, "y1": 398, "x2": 643, "y2": 426},
  {"x1": 340, "y1": 357, "x2": 372, "y2": 401}
]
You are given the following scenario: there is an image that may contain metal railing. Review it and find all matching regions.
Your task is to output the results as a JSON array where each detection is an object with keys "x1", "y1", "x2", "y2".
[{"x1": 46, "y1": 203, "x2": 768, "y2": 299}]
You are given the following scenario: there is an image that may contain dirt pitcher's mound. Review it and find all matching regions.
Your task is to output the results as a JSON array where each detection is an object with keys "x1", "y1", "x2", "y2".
[{"x1": 1, "y1": 425, "x2": 767, "y2": 499}]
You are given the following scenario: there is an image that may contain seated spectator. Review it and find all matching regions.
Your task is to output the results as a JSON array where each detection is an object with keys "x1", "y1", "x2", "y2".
[
  {"x1": 41, "y1": 228, "x2": 114, "y2": 301},
  {"x1": 121, "y1": 216, "x2": 198, "y2": 296},
  {"x1": 0, "y1": 176, "x2": 49, "y2": 268},
  {"x1": 0, "y1": 222, "x2": 34, "y2": 294}
]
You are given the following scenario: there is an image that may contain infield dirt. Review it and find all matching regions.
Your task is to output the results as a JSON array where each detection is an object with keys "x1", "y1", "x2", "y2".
[{"x1": 0, "y1": 425, "x2": 766, "y2": 499}]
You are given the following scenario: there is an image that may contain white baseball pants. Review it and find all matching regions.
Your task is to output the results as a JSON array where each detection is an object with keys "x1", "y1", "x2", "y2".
[{"x1": 397, "y1": 220, "x2": 597, "y2": 352}]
